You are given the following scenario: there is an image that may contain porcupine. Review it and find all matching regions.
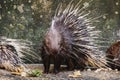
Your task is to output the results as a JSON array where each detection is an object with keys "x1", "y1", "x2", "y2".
[
  {"x1": 0, "y1": 36, "x2": 33, "y2": 73},
  {"x1": 41, "y1": 1, "x2": 106, "y2": 73},
  {"x1": 106, "y1": 41, "x2": 120, "y2": 70}
]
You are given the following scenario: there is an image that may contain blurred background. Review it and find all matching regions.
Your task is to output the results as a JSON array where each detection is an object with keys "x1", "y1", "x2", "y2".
[{"x1": 0, "y1": 0, "x2": 120, "y2": 63}]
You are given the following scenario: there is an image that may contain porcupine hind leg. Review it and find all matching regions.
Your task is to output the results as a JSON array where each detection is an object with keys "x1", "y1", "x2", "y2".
[{"x1": 66, "y1": 58, "x2": 75, "y2": 71}]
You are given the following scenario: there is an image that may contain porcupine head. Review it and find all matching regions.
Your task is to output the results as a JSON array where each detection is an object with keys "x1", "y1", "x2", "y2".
[{"x1": 41, "y1": 0, "x2": 107, "y2": 73}]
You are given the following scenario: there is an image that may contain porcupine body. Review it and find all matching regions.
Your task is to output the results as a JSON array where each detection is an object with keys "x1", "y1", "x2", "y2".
[
  {"x1": 41, "y1": 1, "x2": 106, "y2": 73},
  {"x1": 0, "y1": 36, "x2": 32, "y2": 72},
  {"x1": 106, "y1": 41, "x2": 120, "y2": 70}
]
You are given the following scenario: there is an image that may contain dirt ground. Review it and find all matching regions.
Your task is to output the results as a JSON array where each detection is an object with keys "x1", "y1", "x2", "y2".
[{"x1": 0, "y1": 64, "x2": 120, "y2": 80}]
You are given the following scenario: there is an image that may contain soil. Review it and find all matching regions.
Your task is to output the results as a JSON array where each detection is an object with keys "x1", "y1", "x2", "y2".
[{"x1": 0, "y1": 64, "x2": 120, "y2": 80}]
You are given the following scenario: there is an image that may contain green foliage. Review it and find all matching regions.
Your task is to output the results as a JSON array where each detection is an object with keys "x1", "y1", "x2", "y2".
[{"x1": 29, "y1": 69, "x2": 42, "y2": 77}]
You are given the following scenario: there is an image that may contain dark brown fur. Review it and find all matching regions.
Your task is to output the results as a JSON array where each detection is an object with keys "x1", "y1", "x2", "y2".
[{"x1": 106, "y1": 41, "x2": 120, "y2": 70}]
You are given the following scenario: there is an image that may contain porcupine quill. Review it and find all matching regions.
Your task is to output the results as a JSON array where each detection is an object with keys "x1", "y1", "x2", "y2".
[
  {"x1": 0, "y1": 36, "x2": 36, "y2": 73},
  {"x1": 41, "y1": 0, "x2": 107, "y2": 73}
]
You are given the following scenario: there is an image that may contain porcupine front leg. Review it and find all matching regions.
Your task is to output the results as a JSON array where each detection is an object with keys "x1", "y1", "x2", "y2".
[
  {"x1": 41, "y1": 46, "x2": 50, "y2": 73},
  {"x1": 53, "y1": 54, "x2": 62, "y2": 74},
  {"x1": 106, "y1": 55, "x2": 115, "y2": 69},
  {"x1": 42, "y1": 55, "x2": 50, "y2": 73}
]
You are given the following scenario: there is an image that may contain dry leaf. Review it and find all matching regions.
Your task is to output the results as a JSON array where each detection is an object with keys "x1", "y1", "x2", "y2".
[{"x1": 68, "y1": 70, "x2": 82, "y2": 78}]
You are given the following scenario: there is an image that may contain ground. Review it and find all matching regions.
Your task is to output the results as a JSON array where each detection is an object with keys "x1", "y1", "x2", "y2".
[{"x1": 0, "y1": 64, "x2": 120, "y2": 80}]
